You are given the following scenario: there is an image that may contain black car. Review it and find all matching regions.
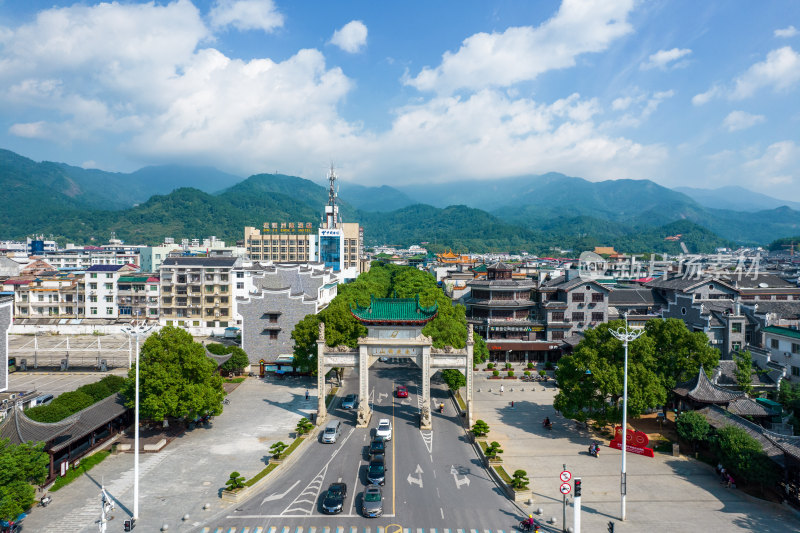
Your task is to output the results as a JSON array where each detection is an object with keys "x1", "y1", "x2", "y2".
[
  {"x1": 368, "y1": 438, "x2": 385, "y2": 458},
  {"x1": 321, "y1": 482, "x2": 347, "y2": 514},
  {"x1": 367, "y1": 454, "x2": 386, "y2": 485}
]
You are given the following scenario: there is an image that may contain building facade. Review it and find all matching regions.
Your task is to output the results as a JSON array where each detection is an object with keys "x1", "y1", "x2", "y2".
[
  {"x1": 116, "y1": 275, "x2": 160, "y2": 321},
  {"x1": 538, "y1": 270, "x2": 611, "y2": 342},
  {"x1": 317, "y1": 167, "x2": 364, "y2": 281},
  {"x1": 244, "y1": 225, "x2": 316, "y2": 263},
  {"x1": 84, "y1": 264, "x2": 137, "y2": 320},
  {"x1": 159, "y1": 256, "x2": 242, "y2": 333},
  {"x1": 0, "y1": 295, "x2": 11, "y2": 392}
]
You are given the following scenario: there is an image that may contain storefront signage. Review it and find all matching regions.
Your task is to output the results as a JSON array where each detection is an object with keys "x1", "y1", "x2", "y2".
[
  {"x1": 262, "y1": 222, "x2": 313, "y2": 233},
  {"x1": 369, "y1": 346, "x2": 421, "y2": 356},
  {"x1": 320, "y1": 229, "x2": 342, "y2": 236}
]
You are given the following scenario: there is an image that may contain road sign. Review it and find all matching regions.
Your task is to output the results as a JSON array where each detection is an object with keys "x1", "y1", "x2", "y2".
[
  {"x1": 560, "y1": 482, "x2": 572, "y2": 494},
  {"x1": 560, "y1": 470, "x2": 572, "y2": 482}
]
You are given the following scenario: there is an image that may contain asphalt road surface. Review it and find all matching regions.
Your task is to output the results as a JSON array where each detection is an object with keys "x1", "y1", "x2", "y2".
[{"x1": 200, "y1": 360, "x2": 522, "y2": 532}]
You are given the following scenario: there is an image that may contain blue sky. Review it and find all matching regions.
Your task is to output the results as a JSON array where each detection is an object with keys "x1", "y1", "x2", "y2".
[{"x1": 1, "y1": 0, "x2": 799, "y2": 199}]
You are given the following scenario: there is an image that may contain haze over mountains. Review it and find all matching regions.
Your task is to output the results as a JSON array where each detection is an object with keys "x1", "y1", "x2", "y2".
[{"x1": 1, "y1": 148, "x2": 798, "y2": 253}]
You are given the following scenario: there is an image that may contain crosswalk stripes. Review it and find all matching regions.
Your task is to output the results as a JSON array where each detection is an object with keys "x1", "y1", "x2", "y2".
[{"x1": 203, "y1": 527, "x2": 509, "y2": 533}]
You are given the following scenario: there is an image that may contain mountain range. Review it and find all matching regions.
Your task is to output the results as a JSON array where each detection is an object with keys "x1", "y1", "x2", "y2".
[{"x1": 1, "y1": 147, "x2": 798, "y2": 253}]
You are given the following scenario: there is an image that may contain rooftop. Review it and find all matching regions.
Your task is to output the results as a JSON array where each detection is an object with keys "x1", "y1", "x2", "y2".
[
  {"x1": 763, "y1": 325, "x2": 800, "y2": 340},
  {"x1": 673, "y1": 366, "x2": 746, "y2": 404},
  {"x1": 350, "y1": 295, "x2": 438, "y2": 325}
]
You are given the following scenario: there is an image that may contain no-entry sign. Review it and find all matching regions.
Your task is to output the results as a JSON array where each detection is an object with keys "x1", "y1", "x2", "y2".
[
  {"x1": 560, "y1": 482, "x2": 572, "y2": 494},
  {"x1": 560, "y1": 470, "x2": 572, "y2": 482}
]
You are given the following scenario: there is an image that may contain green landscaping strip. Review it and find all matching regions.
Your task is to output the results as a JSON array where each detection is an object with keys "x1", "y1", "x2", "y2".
[
  {"x1": 325, "y1": 387, "x2": 339, "y2": 408},
  {"x1": 244, "y1": 463, "x2": 278, "y2": 487},
  {"x1": 493, "y1": 465, "x2": 512, "y2": 483},
  {"x1": 50, "y1": 451, "x2": 110, "y2": 492},
  {"x1": 224, "y1": 377, "x2": 245, "y2": 383},
  {"x1": 455, "y1": 391, "x2": 466, "y2": 410}
]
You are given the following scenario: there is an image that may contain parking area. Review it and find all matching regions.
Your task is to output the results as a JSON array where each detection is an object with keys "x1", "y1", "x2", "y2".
[
  {"x1": 9, "y1": 333, "x2": 133, "y2": 369},
  {"x1": 8, "y1": 369, "x2": 127, "y2": 398}
]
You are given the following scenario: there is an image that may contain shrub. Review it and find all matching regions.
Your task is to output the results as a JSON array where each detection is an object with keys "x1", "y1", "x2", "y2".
[
  {"x1": 712, "y1": 425, "x2": 779, "y2": 490},
  {"x1": 221, "y1": 347, "x2": 250, "y2": 373},
  {"x1": 524, "y1": 371, "x2": 531, "y2": 377},
  {"x1": 225, "y1": 471, "x2": 245, "y2": 491},
  {"x1": 539, "y1": 370, "x2": 546, "y2": 377},
  {"x1": 545, "y1": 362, "x2": 554, "y2": 370},
  {"x1": 487, "y1": 363, "x2": 495, "y2": 369},
  {"x1": 505, "y1": 362, "x2": 512, "y2": 369},
  {"x1": 98, "y1": 375, "x2": 125, "y2": 392},
  {"x1": 511, "y1": 469, "x2": 530, "y2": 489},
  {"x1": 296, "y1": 417, "x2": 314, "y2": 435},
  {"x1": 472, "y1": 419, "x2": 490, "y2": 437},
  {"x1": 492, "y1": 370, "x2": 500, "y2": 377},
  {"x1": 676, "y1": 411, "x2": 710, "y2": 444},
  {"x1": 527, "y1": 362, "x2": 534, "y2": 369},
  {"x1": 269, "y1": 441, "x2": 288, "y2": 459},
  {"x1": 485, "y1": 441, "x2": 504, "y2": 459},
  {"x1": 80, "y1": 381, "x2": 112, "y2": 402},
  {"x1": 507, "y1": 370, "x2": 514, "y2": 377}
]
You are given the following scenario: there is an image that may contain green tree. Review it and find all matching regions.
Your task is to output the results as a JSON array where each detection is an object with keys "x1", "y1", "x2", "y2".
[
  {"x1": 225, "y1": 471, "x2": 245, "y2": 491},
  {"x1": 0, "y1": 439, "x2": 49, "y2": 522},
  {"x1": 206, "y1": 343, "x2": 232, "y2": 355},
  {"x1": 511, "y1": 469, "x2": 530, "y2": 489},
  {"x1": 712, "y1": 426, "x2": 779, "y2": 492},
  {"x1": 295, "y1": 417, "x2": 314, "y2": 436},
  {"x1": 676, "y1": 411, "x2": 710, "y2": 450},
  {"x1": 472, "y1": 419, "x2": 490, "y2": 437},
  {"x1": 645, "y1": 318, "x2": 720, "y2": 395},
  {"x1": 485, "y1": 441, "x2": 503, "y2": 459},
  {"x1": 734, "y1": 350, "x2": 754, "y2": 395},
  {"x1": 269, "y1": 441, "x2": 288, "y2": 459},
  {"x1": 120, "y1": 326, "x2": 224, "y2": 421},
  {"x1": 220, "y1": 347, "x2": 251, "y2": 374},
  {"x1": 473, "y1": 335, "x2": 489, "y2": 365},
  {"x1": 441, "y1": 369, "x2": 466, "y2": 392}
]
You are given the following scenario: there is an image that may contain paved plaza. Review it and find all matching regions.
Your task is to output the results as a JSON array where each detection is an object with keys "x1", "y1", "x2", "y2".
[
  {"x1": 471, "y1": 374, "x2": 800, "y2": 532},
  {"x1": 19, "y1": 375, "x2": 317, "y2": 533}
]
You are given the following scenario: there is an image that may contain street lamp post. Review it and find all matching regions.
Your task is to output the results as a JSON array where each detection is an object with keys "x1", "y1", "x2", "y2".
[
  {"x1": 608, "y1": 314, "x2": 643, "y2": 521},
  {"x1": 123, "y1": 323, "x2": 154, "y2": 522}
]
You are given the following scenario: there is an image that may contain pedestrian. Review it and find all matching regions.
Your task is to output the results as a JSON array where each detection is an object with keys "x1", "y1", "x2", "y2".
[
  {"x1": 500, "y1": 385, "x2": 504, "y2": 394},
  {"x1": 726, "y1": 473, "x2": 735, "y2": 488},
  {"x1": 305, "y1": 389, "x2": 310, "y2": 401}
]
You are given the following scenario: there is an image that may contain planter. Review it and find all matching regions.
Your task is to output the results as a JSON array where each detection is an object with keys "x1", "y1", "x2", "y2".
[
  {"x1": 488, "y1": 376, "x2": 501, "y2": 379},
  {"x1": 269, "y1": 457, "x2": 284, "y2": 465},
  {"x1": 511, "y1": 488, "x2": 533, "y2": 503},
  {"x1": 503, "y1": 376, "x2": 517, "y2": 380},
  {"x1": 221, "y1": 488, "x2": 244, "y2": 503}
]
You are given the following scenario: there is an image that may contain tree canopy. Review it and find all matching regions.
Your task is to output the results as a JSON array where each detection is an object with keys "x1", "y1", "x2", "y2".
[
  {"x1": 554, "y1": 318, "x2": 719, "y2": 424},
  {"x1": 0, "y1": 439, "x2": 48, "y2": 522},
  {"x1": 291, "y1": 262, "x2": 470, "y2": 373},
  {"x1": 25, "y1": 375, "x2": 125, "y2": 423},
  {"x1": 220, "y1": 347, "x2": 251, "y2": 374},
  {"x1": 121, "y1": 326, "x2": 224, "y2": 421}
]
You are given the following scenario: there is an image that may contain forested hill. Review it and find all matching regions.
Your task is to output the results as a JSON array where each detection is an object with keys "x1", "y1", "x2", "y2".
[{"x1": 0, "y1": 147, "x2": 752, "y2": 253}]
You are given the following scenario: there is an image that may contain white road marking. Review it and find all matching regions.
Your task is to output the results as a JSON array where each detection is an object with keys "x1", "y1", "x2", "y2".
[
  {"x1": 261, "y1": 479, "x2": 301, "y2": 503},
  {"x1": 441, "y1": 508, "x2": 445, "y2": 519},
  {"x1": 450, "y1": 464, "x2": 470, "y2": 488}
]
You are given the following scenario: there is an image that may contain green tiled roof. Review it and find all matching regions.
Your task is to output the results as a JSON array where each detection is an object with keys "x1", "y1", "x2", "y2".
[
  {"x1": 350, "y1": 295, "x2": 438, "y2": 324},
  {"x1": 763, "y1": 325, "x2": 800, "y2": 340},
  {"x1": 118, "y1": 276, "x2": 151, "y2": 283},
  {"x1": 471, "y1": 264, "x2": 488, "y2": 273}
]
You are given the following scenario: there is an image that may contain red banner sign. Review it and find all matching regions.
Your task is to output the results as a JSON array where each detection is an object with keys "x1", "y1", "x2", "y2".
[{"x1": 609, "y1": 427, "x2": 654, "y2": 458}]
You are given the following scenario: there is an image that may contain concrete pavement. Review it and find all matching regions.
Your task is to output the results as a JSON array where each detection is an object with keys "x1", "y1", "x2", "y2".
[
  {"x1": 472, "y1": 374, "x2": 800, "y2": 532},
  {"x1": 20, "y1": 375, "x2": 317, "y2": 533}
]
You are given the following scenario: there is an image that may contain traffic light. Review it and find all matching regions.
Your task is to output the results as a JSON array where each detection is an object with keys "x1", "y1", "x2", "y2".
[
  {"x1": 608, "y1": 520, "x2": 615, "y2": 533},
  {"x1": 124, "y1": 518, "x2": 135, "y2": 531},
  {"x1": 574, "y1": 477, "x2": 582, "y2": 497}
]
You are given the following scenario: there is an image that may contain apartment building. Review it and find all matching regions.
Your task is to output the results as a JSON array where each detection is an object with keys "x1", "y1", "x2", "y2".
[
  {"x1": 159, "y1": 256, "x2": 242, "y2": 333},
  {"x1": 84, "y1": 265, "x2": 137, "y2": 319},
  {"x1": 1, "y1": 294, "x2": 11, "y2": 392},
  {"x1": 3, "y1": 274, "x2": 84, "y2": 319},
  {"x1": 244, "y1": 225, "x2": 316, "y2": 263},
  {"x1": 39, "y1": 248, "x2": 140, "y2": 269},
  {"x1": 537, "y1": 269, "x2": 611, "y2": 342},
  {"x1": 117, "y1": 274, "x2": 160, "y2": 322},
  {"x1": 140, "y1": 236, "x2": 243, "y2": 272}
]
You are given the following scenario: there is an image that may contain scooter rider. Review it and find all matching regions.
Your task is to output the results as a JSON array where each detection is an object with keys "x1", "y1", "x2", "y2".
[{"x1": 542, "y1": 416, "x2": 552, "y2": 429}]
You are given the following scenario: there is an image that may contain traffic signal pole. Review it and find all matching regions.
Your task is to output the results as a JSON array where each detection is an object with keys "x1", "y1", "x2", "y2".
[{"x1": 573, "y1": 478, "x2": 582, "y2": 533}]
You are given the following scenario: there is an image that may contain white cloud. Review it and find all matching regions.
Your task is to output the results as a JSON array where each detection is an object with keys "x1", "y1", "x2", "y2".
[
  {"x1": 611, "y1": 96, "x2": 632, "y2": 111},
  {"x1": 9, "y1": 121, "x2": 48, "y2": 139},
  {"x1": 81, "y1": 160, "x2": 99, "y2": 169},
  {"x1": 742, "y1": 141, "x2": 799, "y2": 188},
  {"x1": 722, "y1": 110, "x2": 765, "y2": 132},
  {"x1": 405, "y1": 0, "x2": 635, "y2": 94},
  {"x1": 329, "y1": 20, "x2": 368, "y2": 53},
  {"x1": 606, "y1": 89, "x2": 674, "y2": 128},
  {"x1": 694, "y1": 47, "x2": 800, "y2": 103},
  {"x1": 209, "y1": 0, "x2": 284, "y2": 32},
  {"x1": 640, "y1": 48, "x2": 691, "y2": 70},
  {"x1": 775, "y1": 26, "x2": 798, "y2": 38}
]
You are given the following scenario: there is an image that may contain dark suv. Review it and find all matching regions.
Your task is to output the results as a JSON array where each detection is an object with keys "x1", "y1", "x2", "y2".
[
  {"x1": 321, "y1": 482, "x2": 347, "y2": 514},
  {"x1": 368, "y1": 438, "x2": 385, "y2": 458},
  {"x1": 367, "y1": 454, "x2": 387, "y2": 485}
]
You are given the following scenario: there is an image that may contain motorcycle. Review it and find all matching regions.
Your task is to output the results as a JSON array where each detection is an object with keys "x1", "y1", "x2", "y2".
[
  {"x1": 438, "y1": 403, "x2": 444, "y2": 413},
  {"x1": 39, "y1": 495, "x2": 52, "y2": 507},
  {"x1": 542, "y1": 419, "x2": 552, "y2": 430},
  {"x1": 589, "y1": 442, "x2": 599, "y2": 458},
  {"x1": 518, "y1": 519, "x2": 540, "y2": 532}
]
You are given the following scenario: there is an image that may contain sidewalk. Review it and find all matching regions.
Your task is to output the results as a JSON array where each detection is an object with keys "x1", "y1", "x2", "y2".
[
  {"x1": 472, "y1": 375, "x2": 800, "y2": 532},
  {"x1": 21, "y1": 376, "x2": 317, "y2": 533}
]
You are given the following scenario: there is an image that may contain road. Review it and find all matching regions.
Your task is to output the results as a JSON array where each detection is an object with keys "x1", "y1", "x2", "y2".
[{"x1": 200, "y1": 360, "x2": 522, "y2": 532}]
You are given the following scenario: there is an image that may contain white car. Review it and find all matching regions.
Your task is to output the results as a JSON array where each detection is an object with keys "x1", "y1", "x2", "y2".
[{"x1": 375, "y1": 419, "x2": 392, "y2": 441}]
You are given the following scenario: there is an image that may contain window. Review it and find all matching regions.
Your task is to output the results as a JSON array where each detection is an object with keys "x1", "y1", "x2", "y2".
[
  {"x1": 709, "y1": 284, "x2": 714, "y2": 291},
  {"x1": 591, "y1": 312, "x2": 604, "y2": 322},
  {"x1": 552, "y1": 312, "x2": 565, "y2": 321},
  {"x1": 591, "y1": 293, "x2": 604, "y2": 303},
  {"x1": 193, "y1": 321, "x2": 200, "y2": 326},
  {"x1": 236, "y1": 271, "x2": 244, "y2": 278},
  {"x1": 269, "y1": 314, "x2": 279, "y2": 323},
  {"x1": 771, "y1": 338, "x2": 780, "y2": 349},
  {"x1": 90, "y1": 296, "x2": 98, "y2": 303},
  {"x1": 91, "y1": 307, "x2": 98, "y2": 315},
  {"x1": 572, "y1": 312, "x2": 584, "y2": 322},
  {"x1": 681, "y1": 307, "x2": 687, "y2": 316},
  {"x1": 270, "y1": 331, "x2": 278, "y2": 340},
  {"x1": 150, "y1": 285, "x2": 158, "y2": 291},
  {"x1": 732, "y1": 342, "x2": 741, "y2": 352},
  {"x1": 572, "y1": 293, "x2": 584, "y2": 302},
  {"x1": 106, "y1": 273, "x2": 113, "y2": 278},
  {"x1": 105, "y1": 296, "x2": 113, "y2": 303},
  {"x1": 106, "y1": 307, "x2": 113, "y2": 314},
  {"x1": 236, "y1": 282, "x2": 244, "y2": 289},
  {"x1": 90, "y1": 273, "x2": 98, "y2": 278},
  {"x1": 793, "y1": 366, "x2": 800, "y2": 378},
  {"x1": 793, "y1": 343, "x2": 800, "y2": 355},
  {"x1": 731, "y1": 322, "x2": 742, "y2": 333},
  {"x1": 552, "y1": 331, "x2": 564, "y2": 340},
  {"x1": 90, "y1": 283, "x2": 98, "y2": 290},
  {"x1": 104, "y1": 283, "x2": 113, "y2": 290}
]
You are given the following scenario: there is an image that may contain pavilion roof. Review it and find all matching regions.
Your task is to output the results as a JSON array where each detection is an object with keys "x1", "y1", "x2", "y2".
[
  {"x1": 350, "y1": 295, "x2": 438, "y2": 325},
  {"x1": 673, "y1": 366, "x2": 745, "y2": 404}
]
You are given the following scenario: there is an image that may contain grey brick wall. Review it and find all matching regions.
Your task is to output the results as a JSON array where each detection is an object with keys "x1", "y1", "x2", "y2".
[
  {"x1": 0, "y1": 298, "x2": 11, "y2": 392},
  {"x1": 239, "y1": 290, "x2": 317, "y2": 364}
]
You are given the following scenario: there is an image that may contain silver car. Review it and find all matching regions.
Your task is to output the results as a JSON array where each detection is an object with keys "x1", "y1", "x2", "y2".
[
  {"x1": 342, "y1": 394, "x2": 358, "y2": 409},
  {"x1": 362, "y1": 485, "x2": 383, "y2": 517}
]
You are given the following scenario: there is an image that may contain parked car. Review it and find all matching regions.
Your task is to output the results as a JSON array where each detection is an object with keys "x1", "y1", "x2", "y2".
[
  {"x1": 375, "y1": 418, "x2": 392, "y2": 441},
  {"x1": 395, "y1": 385, "x2": 408, "y2": 398},
  {"x1": 342, "y1": 394, "x2": 358, "y2": 409},
  {"x1": 367, "y1": 454, "x2": 386, "y2": 485},
  {"x1": 368, "y1": 438, "x2": 385, "y2": 458},
  {"x1": 321, "y1": 482, "x2": 347, "y2": 514},
  {"x1": 321, "y1": 420, "x2": 341, "y2": 444},
  {"x1": 362, "y1": 485, "x2": 383, "y2": 517}
]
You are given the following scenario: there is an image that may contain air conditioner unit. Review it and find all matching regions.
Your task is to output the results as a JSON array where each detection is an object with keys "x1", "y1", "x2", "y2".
[
  {"x1": 214, "y1": 303, "x2": 220, "y2": 307},
  {"x1": 215, "y1": 312, "x2": 220, "y2": 317}
]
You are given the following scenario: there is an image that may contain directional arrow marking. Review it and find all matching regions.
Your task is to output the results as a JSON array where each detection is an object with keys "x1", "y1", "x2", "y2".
[
  {"x1": 377, "y1": 393, "x2": 389, "y2": 403},
  {"x1": 450, "y1": 465, "x2": 470, "y2": 489},
  {"x1": 407, "y1": 464, "x2": 424, "y2": 487},
  {"x1": 261, "y1": 480, "x2": 300, "y2": 503}
]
